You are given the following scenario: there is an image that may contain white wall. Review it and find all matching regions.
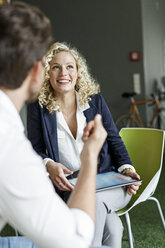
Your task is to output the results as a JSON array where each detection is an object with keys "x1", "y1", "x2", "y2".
[{"x1": 141, "y1": 0, "x2": 165, "y2": 126}]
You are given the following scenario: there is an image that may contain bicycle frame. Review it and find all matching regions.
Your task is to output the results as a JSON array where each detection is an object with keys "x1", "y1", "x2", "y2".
[{"x1": 129, "y1": 96, "x2": 160, "y2": 128}]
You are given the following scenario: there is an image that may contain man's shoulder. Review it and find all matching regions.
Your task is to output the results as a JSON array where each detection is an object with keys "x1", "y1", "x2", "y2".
[{"x1": 0, "y1": 111, "x2": 15, "y2": 135}]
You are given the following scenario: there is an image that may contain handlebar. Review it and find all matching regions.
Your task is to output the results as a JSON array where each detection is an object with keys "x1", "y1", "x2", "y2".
[
  {"x1": 122, "y1": 92, "x2": 137, "y2": 98},
  {"x1": 122, "y1": 92, "x2": 158, "y2": 100}
]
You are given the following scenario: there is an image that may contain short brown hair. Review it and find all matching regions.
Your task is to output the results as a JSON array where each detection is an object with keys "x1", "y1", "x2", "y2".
[{"x1": 0, "y1": 1, "x2": 53, "y2": 89}]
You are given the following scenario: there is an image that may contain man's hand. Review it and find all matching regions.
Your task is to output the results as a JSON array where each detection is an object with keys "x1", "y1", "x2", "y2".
[
  {"x1": 46, "y1": 161, "x2": 74, "y2": 191},
  {"x1": 81, "y1": 114, "x2": 107, "y2": 161},
  {"x1": 124, "y1": 171, "x2": 141, "y2": 195},
  {"x1": 67, "y1": 115, "x2": 107, "y2": 220}
]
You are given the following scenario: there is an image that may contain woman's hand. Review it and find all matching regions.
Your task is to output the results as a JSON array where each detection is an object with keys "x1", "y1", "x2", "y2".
[
  {"x1": 46, "y1": 161, "x2": 74, "y2": 191},
  {"x1": 124, "y1": 171, "x2": 141, "y2": 195}
]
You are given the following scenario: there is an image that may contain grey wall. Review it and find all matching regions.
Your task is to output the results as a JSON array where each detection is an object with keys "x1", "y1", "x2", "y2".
[{"x1": 19, "y1": 0, "x2": 144, "y2": 124}]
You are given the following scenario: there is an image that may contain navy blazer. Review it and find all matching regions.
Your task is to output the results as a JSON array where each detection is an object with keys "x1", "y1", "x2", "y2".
[{"x1": 27, "y1": 94, "x2": 132, "y2": 173}]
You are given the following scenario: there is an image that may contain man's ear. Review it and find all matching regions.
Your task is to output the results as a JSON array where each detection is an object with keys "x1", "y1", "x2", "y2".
[{"x1": 30, "y1": 61, "x2": 43, "y2": 84}]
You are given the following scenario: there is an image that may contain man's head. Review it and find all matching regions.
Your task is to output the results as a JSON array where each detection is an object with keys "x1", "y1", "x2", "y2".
[{"x1": 0, "y1": 1, "x2": 53, "y2": 94}]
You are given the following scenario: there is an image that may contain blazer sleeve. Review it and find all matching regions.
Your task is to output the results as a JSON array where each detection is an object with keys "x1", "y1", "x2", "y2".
[
  {"x1": 98, "y1": 95, "x2": 132, "y2": 168},
  {"x1": 27, "y1": 101, "x2": 48, "y2": 160}
]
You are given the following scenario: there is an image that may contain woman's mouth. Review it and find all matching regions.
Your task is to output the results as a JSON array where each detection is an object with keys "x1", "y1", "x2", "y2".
[{"x1": 57, "y1": 79, "x2": 70, "y2": 85}]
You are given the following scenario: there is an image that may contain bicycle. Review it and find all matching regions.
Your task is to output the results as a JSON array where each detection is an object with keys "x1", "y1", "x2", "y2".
[{"x1": 115, "y1": 92, "x2": 161, "y2": 131}]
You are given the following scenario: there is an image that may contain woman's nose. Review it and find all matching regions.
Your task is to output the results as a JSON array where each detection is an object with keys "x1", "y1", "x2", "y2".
[{"x1": 60, "y1": 66, "x2": 67, "y2": 75}]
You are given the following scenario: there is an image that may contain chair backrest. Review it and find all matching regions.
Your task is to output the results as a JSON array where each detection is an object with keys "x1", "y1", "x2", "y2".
[{"x1": 117, "y1": 128, "x2": 164, "y2": 215}]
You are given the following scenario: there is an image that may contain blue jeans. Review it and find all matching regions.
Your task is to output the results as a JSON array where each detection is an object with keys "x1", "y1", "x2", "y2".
[
  {"x1": 0, "y1": 237, "x2": 38, "y2": 248},
  {"x1": 0, "y1": 236, "x2": 109, "y2": 248}
]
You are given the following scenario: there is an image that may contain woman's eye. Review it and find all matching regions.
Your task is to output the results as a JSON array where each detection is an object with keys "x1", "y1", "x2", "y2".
[
  {"x1": 67, "y1": 65, "x2": 74, "y2": 69},
  {"x1": 52, "y1": 65, "x2": 60, "y2": 70}
]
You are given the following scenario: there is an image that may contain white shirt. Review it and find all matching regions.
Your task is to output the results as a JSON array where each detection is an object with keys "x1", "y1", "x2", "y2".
[
  {"x1": 0, "y1": 90, "x2": 94, "y2": 248},
  {"x1": 44, "y1": 93, "x2": 135, "y2": 173},
  {"x1": 56, "y1": 94, "x2": 89, "y2": 172}
]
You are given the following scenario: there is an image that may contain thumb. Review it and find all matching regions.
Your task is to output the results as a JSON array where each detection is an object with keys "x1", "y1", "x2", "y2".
[
  {"x1": 92, "y1": 114, "x2": 107, "y2": 147},
  {"x1": 131, "y1": 172, "x2": 141, "y2": 180},
  {"x1": 63, "y1": 167, "x2": 73, "y2": 175},
  {"x1": 94, "y1": 114, "x2": 102, "y2": 127}
]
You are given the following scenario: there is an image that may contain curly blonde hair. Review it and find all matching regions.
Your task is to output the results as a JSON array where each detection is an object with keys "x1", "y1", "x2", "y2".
[{"x1": 38, "y1": 42, "x2": 100, "y2": 113}]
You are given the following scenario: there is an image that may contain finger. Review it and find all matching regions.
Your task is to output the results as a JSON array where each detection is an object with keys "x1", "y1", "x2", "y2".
[
  {"x1": 129, "y1": 184, "x2": 140, "y2": 191},
  {"x1": 127, "y1": 189, "x2": 135, "y2": 195},
  {"x1": 54, "y1": 180, "x2": 71, "y2": 191},
  {"x1": 56, "y1": 175, "x2": 74, "y2": 191},
  {"x1": 82, "y1": 115, "x2": 103, "y2": 141},
  {"x1": 58, "y1": 182, "x2": 69, "y2": 191},
  {"x1": 55, "y1": 176, "x2": 65, "y2": 188},
  {"x1": 132, "y1": 182, "x2": 141, "y2": 186},
  {"x1": 127, "y1": 186, "x2": 137, "y2": 195},
  {"x1": 84, "y1": 120, "x2": 95, "y2": 133},
  {"x1": 93, "y1": 114, "x2": 107, "y2": 140},
  {"x1": 60, "y1": 176, "x2": 74, "y2": 190},
  {"x1": 53, "y1": 180, "x2": 63, "y2": 190},
  {"x1": 127, "y1": 184, "x2": 140, "y2": 195},
  {"x1": 82, "y1": 131, "x2": 90, "y2": 142},
  {"x1": 56, "y1": 168, "x2": 74, "y2": 189},
  {"x1": 82, "y1": 114, "x2": 104, "y2": 142},
  {"x1": 82, "y1": 121, "x2": 94, "y2": 142}
]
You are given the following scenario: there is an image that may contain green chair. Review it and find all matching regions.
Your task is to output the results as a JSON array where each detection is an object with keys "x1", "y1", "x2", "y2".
[{"x1": 117, "y1": 128, "x2": 165, "y2": 248}]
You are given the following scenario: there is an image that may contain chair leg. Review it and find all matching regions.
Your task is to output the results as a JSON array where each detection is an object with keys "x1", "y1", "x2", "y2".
[
  {"x1": 147, "y1": 197, "x2": 165, "y2": 231},
  {"x1": 125, "y1": 212, "x2": 134, "y2": 248}
]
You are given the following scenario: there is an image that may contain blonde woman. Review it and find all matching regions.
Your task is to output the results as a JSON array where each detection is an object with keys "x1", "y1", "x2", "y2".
[{"x1": 27, "y1": 42, "x2": 140, "y2": 247}]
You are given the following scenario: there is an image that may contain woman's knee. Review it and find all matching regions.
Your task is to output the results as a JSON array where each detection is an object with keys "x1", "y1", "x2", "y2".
[{"x1": 106, "y1": 212, "x2": 124, "y2": 235}]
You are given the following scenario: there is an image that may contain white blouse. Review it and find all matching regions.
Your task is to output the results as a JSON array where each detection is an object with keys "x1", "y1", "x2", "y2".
[{"x1": 56, "y1": 96, "x2": 89, "y2": 172}]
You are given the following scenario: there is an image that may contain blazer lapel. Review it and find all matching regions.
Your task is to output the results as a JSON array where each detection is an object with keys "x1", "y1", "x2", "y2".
[
  {"x1": 83, "y1": 100, "x2": 98, "y2": 122},
  {"x1": 43, "y1": 109, "x2": 59, "y2": 162}
]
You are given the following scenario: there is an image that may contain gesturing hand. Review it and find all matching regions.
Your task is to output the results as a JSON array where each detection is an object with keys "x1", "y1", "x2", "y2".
[
  {"x1": 46, "y1": 161, "x2": 74, "y2": 191},
  {"x1": 81, "y1": 114, "x2": 107, "y2": 160}
]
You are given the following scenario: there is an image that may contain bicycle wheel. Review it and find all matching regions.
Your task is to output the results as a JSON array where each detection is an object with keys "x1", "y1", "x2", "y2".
[{"x1": 115, "y1": 114, "x2": 139, "y2": 131}]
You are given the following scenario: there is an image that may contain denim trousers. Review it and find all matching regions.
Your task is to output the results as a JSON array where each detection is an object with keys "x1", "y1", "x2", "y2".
[{"x1": 0, "y1": 236, "x2": 109, "y2": 248}]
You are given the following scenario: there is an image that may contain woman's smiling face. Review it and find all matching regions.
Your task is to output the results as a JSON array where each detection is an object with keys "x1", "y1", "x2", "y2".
[{"x1": 49, "y1": 51, "x2": 78, "y2": 96}]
